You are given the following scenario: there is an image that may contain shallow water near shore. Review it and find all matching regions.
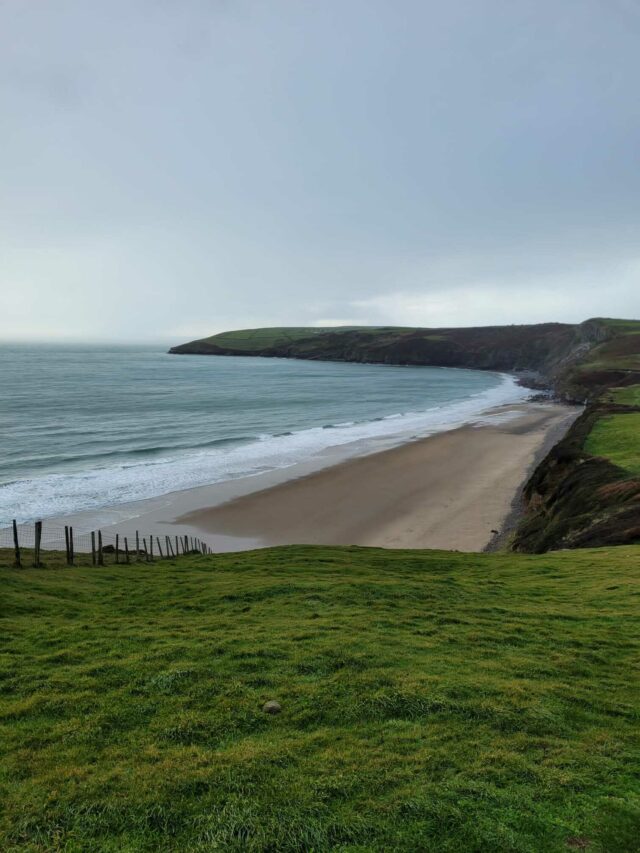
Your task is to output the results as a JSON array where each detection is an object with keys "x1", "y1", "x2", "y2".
[{"x1": 1, "y1": 344, "x2": 529, "y2": 524}]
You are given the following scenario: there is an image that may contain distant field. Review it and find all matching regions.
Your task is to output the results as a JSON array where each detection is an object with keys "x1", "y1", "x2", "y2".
[
  {"x1": 202, "y1": 327, "x2": 339, "y2": 351},
  {"x1": 598, "y1": 318, "x2": 640, "y2": 334},
  {"x1": 611, "y1": 385, "x2": 640, "y2": 406},
  {"x1": 200, "y1": 326, "x2": 407, "y2": 352},
  {"x1": 577, "y1": 332, "x2": 640, "y2": 373},
  {"x1": 2, "y1": 545, "x2": 639, "y2": 851},
  {"x1": 584, "y1": 413, "x2": 640, "y2": 475}
]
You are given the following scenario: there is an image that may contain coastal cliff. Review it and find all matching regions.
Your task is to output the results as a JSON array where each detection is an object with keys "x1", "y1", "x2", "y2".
[
  {"x1": 171, "y1": 318, "x2": 640, "y2": 551},
  {"x1": 512, "y1": 398, "x2": 640, "y2": 552},
  {"x1": 170, "y1": 321, "x2": 584, "y2": 387}
]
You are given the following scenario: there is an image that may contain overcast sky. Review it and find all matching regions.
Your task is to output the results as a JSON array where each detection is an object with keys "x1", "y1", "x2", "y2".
[{"x1": 2, "y1": 0, "x2": 639, "y2": 342}]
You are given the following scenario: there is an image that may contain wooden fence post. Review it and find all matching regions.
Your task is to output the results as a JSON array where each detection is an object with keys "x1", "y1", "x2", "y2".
[
  {"x1": 98, "y1": 530, "x2": 104, "y2": 566},
  {"x1": 143, "y1": 538, "x2": 149, "y2": 562},
  {"x1": 149, "y1": 535, "x2": 154, "y2": 562},
  {"x1": 184, "y1": 535, "x2": 189, "y2": 554},
  {"x1": 157, "y1": 538, "x2": 163, "y2": 559},
  {"x1": 34, "y1": 521, "x2": 42, "y2": 568},
  {"x1": 91, "y1": 531, "x2": 96, "y2": 566},
  {"x1": 69, "y1": 526, "x2": 74, "y2": 565},
  {"x1": 166, "y1": 535, "x2": 172, "y2": 557},
  {"x1": 136, "y1": 531, "x2": 140, "y2": 562},
  {"x1": 12, "y1": 520, "x2": 21, "y2": 568},
  {"x1": 124, "y1": 537, "x2": 130, "y2": 564},
  {"x1": 115, "y1": 534, "x2": 120, "y2": 564},
  {"x1": 64, "y1": 525, "x2": 70, "y2": 565}
]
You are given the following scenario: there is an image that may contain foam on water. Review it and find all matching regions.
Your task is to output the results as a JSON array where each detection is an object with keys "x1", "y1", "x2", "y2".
[{"x1": 1, "y1": 371, "x2": 528, "y2": 523}]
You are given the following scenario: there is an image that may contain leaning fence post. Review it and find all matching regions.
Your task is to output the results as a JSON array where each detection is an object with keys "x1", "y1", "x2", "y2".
[
  {"x1": 166, "y1": 535, "x2": 172, "y2": 557},
  {"x1": 115, "y1": 534, "x2": 120, "y2": 564},
  {"x1": 91, "y1": 531, "x2": 96, "y2": 566},
  {"x1": 143, "y1": 538, "x2": 149, "y2": 562},
  {"x1": 98, "y1": 530, "x2": 104, "y2": 566},
  {"x1": 12, "y1": 520, "x2": 21, "y2": 568},
  {"x1": 34, "y1": 520, "x2": 42, "y2": 568},
  {"x1": 157, "y1": 537, "x2": 163, "y2": 559},
  {"x1": 124, "y1": 537, "x2": 130, "y2": 564}
]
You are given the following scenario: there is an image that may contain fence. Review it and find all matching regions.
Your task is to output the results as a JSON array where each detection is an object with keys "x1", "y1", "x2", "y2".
[{"x1": 0, "y1": 520, "x2": 213, "y2": 568}]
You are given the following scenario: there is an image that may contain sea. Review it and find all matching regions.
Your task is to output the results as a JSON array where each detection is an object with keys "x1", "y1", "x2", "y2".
[{"x1": 0, "y1": 344, "x2": 530, "y2": 525}]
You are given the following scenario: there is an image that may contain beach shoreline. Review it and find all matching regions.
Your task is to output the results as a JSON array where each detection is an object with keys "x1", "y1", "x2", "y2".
[
  {"x1": 31, "y1": 400, "x2": 580, "y2": 554},
  {"x1": 176, "y1": 400, "x2": 579, "y2": 552}
]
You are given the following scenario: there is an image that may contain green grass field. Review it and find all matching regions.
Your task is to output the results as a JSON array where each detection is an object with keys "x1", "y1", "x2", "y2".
[
  {"x1": 610, "y1": 385, "x2": 640, "y2": 407},
  {"x1": 597, "y1": 319, "x2": 640, "y2": 334},
  {"x1": 200, "y1": 327, "x2": 403, "y2": 352},
  {"x1": 2, "y1": 545, "x2": 639, "y2": 852},
  {"x1": 584, "y1": 413, "x2": 640, "y2": 475},
  {"x1": 201, "y1": 327, "x2": 337, "y2": 351}
]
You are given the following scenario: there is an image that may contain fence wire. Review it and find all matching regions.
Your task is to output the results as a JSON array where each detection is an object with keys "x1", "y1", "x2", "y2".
[{"x1": 0, "y1": 519, "x2": 212, "y2": 567}]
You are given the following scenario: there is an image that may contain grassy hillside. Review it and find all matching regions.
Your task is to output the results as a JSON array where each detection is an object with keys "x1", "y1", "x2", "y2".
[
  {"x1": 584, "y1": 413, "x2": 640, "y2": 475},
  {"x1": 560, "y1": 320, "x2": 640, "y2": 397},
  {"x1": 2, "y1": 546, "x2": 639, "y2": 851},
  {"x1": 170, "y1": 321, "x2": 582, "y2": 377},
  {"x1": 509, "y1": 320, "x2": 640, "y2": 551},
  {"x1": 514, "y1": 367, "x2": 640, "y2": 552},
  {"x1": 199, "y1": 327, "x2": 389, "y2": 352},
  {"x1": 610, "y1": 385, "x2": 640, "y2": 406},
  {"x1": 170, "y1": 318, "x2": 640, "y2": 401}
]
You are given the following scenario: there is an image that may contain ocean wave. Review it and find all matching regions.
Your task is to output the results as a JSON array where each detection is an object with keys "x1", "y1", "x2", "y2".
[{"x1": 0, "y1": 373, "x2": 529, "y2": 525}]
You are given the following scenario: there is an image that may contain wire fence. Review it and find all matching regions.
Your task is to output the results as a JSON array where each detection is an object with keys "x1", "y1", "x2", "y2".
[{"x1": 0, "y1": 519, "x2": 212, "y2": 568}]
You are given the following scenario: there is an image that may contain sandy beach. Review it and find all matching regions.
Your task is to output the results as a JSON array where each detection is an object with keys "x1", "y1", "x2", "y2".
[
  {"x1": 40, "y1": 400, "x2": 579, "y2": 554},
  {"x1": 177, "y1": 401, "x2": 579, "y2": 552}
]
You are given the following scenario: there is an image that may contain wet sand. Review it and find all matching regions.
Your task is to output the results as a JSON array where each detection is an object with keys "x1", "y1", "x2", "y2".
[{"x1": 178, "y1": 401, "x2": 579, "y2": 552}]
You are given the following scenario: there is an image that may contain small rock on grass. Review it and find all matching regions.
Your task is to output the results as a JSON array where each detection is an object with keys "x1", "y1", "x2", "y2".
[{"x1": 262, "y1": 700, "x2": 282, "y2": 715}]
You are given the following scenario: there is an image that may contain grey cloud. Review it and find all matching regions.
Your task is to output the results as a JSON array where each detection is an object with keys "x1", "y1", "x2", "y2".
[{"x1": 1, "y1": 0, "x2": 639, "y2": 341}]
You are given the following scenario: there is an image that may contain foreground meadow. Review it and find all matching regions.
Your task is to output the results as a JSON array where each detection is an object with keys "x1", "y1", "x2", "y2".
[{"x1": 1, "y1": 545, "x2": 639, "y2": 852}]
